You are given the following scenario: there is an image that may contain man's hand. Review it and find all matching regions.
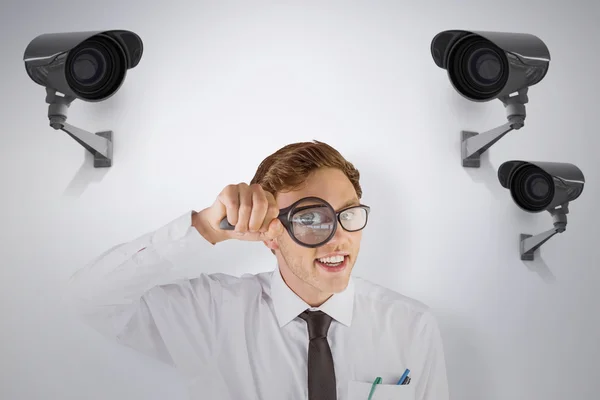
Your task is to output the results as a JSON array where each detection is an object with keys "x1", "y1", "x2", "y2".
[{"x1": 193, "y1": 183, "x2": 284, "y2": 244}]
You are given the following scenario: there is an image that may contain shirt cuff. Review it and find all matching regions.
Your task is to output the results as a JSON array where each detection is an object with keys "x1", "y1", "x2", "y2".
[{"x1": 151, "y1": 210, "x2": 198, "y2": 243}]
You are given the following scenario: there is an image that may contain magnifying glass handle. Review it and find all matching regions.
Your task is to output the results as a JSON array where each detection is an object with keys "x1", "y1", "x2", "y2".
[{"x1": 219, "y1": 217, "x2": 235, "y2": 230}]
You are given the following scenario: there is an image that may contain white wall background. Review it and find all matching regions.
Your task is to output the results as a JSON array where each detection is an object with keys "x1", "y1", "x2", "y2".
[{"x1": 1, "y1": 1, "x2": 599, "y2": 399}]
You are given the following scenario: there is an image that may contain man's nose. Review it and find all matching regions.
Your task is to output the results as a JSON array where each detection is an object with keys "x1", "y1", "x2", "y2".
[{"x1": 327, "y1": 224, "x2": 351, "y2": 245}]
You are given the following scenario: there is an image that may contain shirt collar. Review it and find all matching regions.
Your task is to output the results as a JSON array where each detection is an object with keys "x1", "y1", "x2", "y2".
[{"x1": 270, "y1": 263, "x2": 355, "y2": 328}]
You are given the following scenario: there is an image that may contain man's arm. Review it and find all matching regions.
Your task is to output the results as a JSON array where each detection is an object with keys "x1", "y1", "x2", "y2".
[
  {"x1": 412, "y1": 310, "x2": 450, "y2": 400},
  {"x1": 65, "y1": 210, "x2": 223, "y2": 365},
  {"x1": 65, "y1": 183, "x2": 282, "y2": 366}
]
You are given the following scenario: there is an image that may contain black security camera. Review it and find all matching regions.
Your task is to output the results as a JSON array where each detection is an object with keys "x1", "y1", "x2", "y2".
[{"x1": 23, "y1": 30, "x2": 143, "y2": 167}]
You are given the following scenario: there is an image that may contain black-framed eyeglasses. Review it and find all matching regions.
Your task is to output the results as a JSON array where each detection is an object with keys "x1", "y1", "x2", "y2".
[{"x1": 219, "y1": 196, "x2": 371, "y2": 248}]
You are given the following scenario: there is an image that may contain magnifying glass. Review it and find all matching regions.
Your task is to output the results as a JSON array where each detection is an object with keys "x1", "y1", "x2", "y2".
[{"x1": 219, "y1": 196, "x2": 370, "y2": 248}]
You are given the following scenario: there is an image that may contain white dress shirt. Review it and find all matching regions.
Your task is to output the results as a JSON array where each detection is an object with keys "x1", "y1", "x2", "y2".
[{"x1": 67, "y1": 211, "x2": 449, "y2": 400}]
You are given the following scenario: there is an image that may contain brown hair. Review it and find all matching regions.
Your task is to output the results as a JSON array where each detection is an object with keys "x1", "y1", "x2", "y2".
[{"x1": 250, "y1": 140, "x2": 362, "y2": 199}]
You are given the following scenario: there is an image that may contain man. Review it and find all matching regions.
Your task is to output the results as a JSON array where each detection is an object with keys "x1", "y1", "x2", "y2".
[{"x1": 67, "y1": 140, "x2": 450, "y2": 400}]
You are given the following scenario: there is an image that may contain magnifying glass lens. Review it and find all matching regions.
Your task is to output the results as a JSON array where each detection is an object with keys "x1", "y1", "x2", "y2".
[{"x1": 289, "y1": 199, "x2": 336, "y2": 246}]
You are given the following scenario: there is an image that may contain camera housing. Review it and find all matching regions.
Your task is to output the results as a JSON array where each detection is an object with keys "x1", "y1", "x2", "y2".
[
  {"x1": 431, "y1": 30, "x2": 552, "y2": 168},
  {"x1": 431, "y1": 30, "x2": 550, "y2": 102},
  {"x1": 23, "y1": 30, "x2": 143, "y2": 167},
  {"x1": 24, "y1": 30, "x2": 143, "y2": 102},
  {"x1": 498, "y1": 161, "x2": 584, "y2": 212},
  {"x1": 497, "y1": 161, "x2": 585, "y2": 260}
]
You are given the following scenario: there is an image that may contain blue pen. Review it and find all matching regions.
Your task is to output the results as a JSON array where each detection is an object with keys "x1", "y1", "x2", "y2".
[{"x1": 396, "y1": 369, "x2": 410, "y2": 385}]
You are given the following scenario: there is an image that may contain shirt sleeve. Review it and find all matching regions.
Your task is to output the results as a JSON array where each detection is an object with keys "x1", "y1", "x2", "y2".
[
  {"x1": 64, "y1": 210, "x2": 222, "y2": 366},
  {"x1": 412, "y1": 310, "x2": 450, "y2": 400}
]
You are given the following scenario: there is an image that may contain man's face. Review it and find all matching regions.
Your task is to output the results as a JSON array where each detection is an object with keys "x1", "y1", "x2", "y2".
[{"x1": 265, "y1": 167, "x2": 363, "y2": 301}]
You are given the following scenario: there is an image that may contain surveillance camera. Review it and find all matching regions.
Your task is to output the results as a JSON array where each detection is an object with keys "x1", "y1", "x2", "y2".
[
  {"x1": 431, "y1": 30, "x2": 550, "y2": 102},
  {"x1": 497, "y1": 160, "x2": 585, "y2": 260},
  {"x1": 431, "y1": 30, "x2": 552, "y2": 167},
  {"x1": 498, "y1": 161, "x2": 584, "y2": 212},
  {"x1": 24, "y1": 30, "x2": 143, "y2": 102},
  {"x1": 23, "y1": 30, "x2": 143, "y2": 167}
]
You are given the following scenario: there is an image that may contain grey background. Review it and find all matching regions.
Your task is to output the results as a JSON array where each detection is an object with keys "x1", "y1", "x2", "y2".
[{"x1": 1, "y1": 0, "x2": 599, "y2": 399}]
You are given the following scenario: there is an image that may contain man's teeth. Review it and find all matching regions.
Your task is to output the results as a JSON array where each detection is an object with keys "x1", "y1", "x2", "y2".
[{"x1": 317, "y1": 255, "x2": 345, "y2": 264}]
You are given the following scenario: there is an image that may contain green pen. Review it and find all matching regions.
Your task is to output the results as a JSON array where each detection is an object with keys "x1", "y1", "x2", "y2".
[{"x1": 367, "y1": 377, "x2": 382, "y2": 400}]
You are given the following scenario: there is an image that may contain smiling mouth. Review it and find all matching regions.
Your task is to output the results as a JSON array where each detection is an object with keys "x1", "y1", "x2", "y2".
[{"x1": 314, "y1": 255, "x2": 349, "y2": 272}]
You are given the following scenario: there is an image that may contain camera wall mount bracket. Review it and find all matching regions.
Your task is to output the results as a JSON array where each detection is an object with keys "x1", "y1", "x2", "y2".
[
  {"x1": 45, "y1": 87, "x2": 113, "y2": 168},
  {"x1": 461, "y1": 87, "x2": 529, "y2": 168},
  {"x1": 520, "y1": 203, "x2": 569, "y2": 261}
]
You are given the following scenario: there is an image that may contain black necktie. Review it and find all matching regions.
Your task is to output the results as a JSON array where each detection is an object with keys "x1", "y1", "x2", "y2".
[{"x1": 299, "y1": 310, "x2": 337, "y2": 400}]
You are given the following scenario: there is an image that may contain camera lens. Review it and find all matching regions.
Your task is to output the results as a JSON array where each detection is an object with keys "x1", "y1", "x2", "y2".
[
  {"x1": 66, "y1": 35, "x2": 126, "y2": 101},
  {"x1": 71, "y1": 49, "x2": 105, "y2": 85},
  {"x1": 449, "y1": 35, "x2": 509, "y2": 101},
  {"x1": 469, "y1": 49, "x2": 502, "y2": 85},
  {"x1": 511, "y1": 164, "x2": 555, "y2": 212}
]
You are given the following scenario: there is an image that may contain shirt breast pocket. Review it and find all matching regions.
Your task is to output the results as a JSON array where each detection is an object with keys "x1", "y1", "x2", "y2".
[{"x1": 347, "y1": 380, "x2": 415, "y2": 400}]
